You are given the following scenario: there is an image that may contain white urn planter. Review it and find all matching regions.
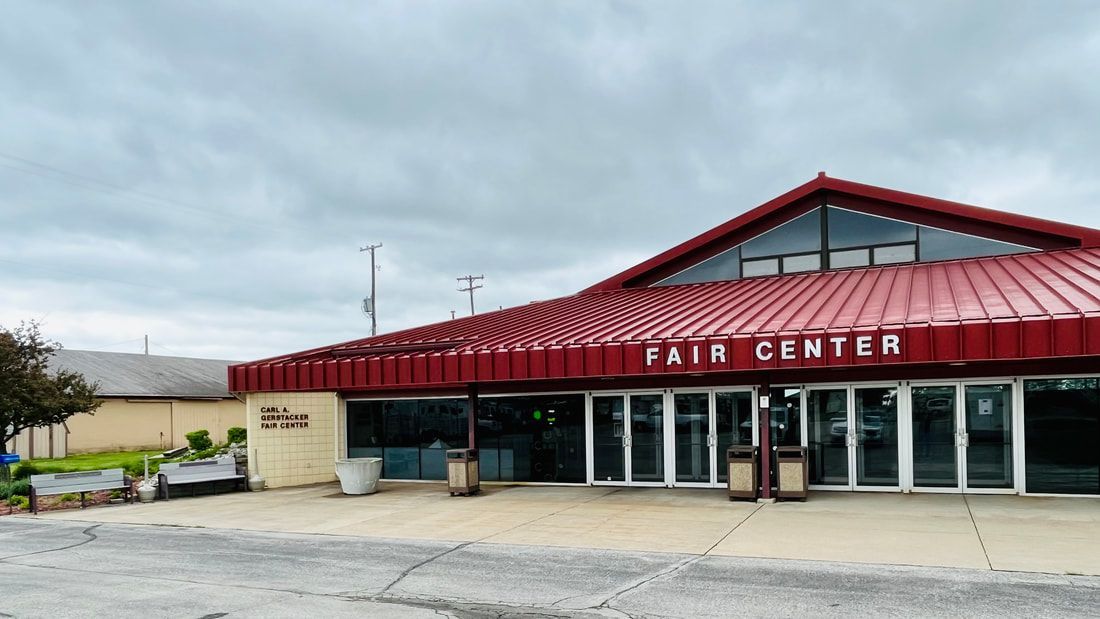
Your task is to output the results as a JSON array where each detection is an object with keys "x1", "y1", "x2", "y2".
[{"x1": 248, "y1": 475, "x2": 266, "y2": 492}]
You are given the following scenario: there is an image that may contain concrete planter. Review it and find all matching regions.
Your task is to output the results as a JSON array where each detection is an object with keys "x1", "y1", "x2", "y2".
[
  {"x1": 335, "y1": 458, "x2": 383, "y2": 495},
  {"x1": 137, "y1": 486, "x2": 157, "y2": 503},
  {"x1": 248, "y1": 475, "x2": 266, "y2": 492}
]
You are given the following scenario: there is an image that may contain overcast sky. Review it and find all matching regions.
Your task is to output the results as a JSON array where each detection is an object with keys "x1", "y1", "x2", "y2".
[{"x1": 2, "y1": 2, "x2": 1099, "y2": 361}]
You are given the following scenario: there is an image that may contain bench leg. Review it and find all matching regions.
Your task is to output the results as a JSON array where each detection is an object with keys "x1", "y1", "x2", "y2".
[
  {"x1": 30, "y1": 487, "x2": 37, "y2": 515},
  {"x1": 80, "y1": 492, "x2": 86, "y2": 509}
]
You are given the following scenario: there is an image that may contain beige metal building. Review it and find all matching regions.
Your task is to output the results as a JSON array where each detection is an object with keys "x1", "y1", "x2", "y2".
[{"x1": 5, "y1": 350, "x2": 245, "y2": 459}]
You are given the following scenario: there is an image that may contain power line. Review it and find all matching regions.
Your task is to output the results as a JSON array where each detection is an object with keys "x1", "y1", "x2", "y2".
[
  {"x1": 456, "y1": 274, "x2": 484, "y2": 316},
  {"x1": 0, "y1": 151, "x2": 343, "y2": 238}
]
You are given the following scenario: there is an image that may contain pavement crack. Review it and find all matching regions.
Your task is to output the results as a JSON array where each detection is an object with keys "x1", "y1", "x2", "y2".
[
  {"x1": 593, "y1": 555, "x2": 701, "y2": 612},
  {"x1": 703, "y1": 501, "x2": 764, "y2": 556},
  {"x1": 0, "y1": 524, "x2": 100, "y2": 562},
  {"x1": 379, "y1": 540, "x2": 475, "y2": 595},
  {"x1": 962, "y1": 494, "x2": 994, "y2": 571}
]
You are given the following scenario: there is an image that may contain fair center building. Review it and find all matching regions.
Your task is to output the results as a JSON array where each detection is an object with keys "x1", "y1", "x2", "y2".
[{"x1": 231, "y1": 174, "x2": 1100, "y2": 498}]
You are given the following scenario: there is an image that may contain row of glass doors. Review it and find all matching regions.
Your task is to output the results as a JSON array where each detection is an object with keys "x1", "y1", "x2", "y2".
[
  {"x1": 586, "y1": 381, "x2": 1016, "y2": 492},
  {"x1": 589, "y1": 390, "x2": 754, "y2": 487}
]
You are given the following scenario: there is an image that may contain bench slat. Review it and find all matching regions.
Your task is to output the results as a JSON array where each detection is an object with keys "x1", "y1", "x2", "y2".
[
  {"x1": 32, "y1": 469, "x2": 125, "y2": 490},
  {"x1": 33, "y1": 480, "x2": 130, "y2": 496}
]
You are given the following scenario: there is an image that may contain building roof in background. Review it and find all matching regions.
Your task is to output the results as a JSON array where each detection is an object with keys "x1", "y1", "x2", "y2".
[{"x1": 52, "y1": 349, "x2": 240, "y2": 399}]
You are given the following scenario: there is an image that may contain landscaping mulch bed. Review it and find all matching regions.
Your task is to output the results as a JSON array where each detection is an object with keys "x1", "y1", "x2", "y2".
[{"x1": 2, "y1": 478, "x2": 146, "y2": 516}]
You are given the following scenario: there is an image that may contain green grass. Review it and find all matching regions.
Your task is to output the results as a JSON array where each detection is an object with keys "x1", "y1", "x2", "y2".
[{"x1": 27, "y1": 450, "x2": 163, "y2": 477}]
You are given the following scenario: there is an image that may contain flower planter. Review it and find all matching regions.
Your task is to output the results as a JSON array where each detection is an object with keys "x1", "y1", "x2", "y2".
[
  {"x1": 137, "y1": 486, "x2": 157, "y2": 503},
  {"x1": 247, "y1": 475, "x2": 266, "y2": 492}
]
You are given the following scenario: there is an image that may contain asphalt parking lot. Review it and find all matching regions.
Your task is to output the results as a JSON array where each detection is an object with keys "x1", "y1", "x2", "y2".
[{"x1": 2, "y1": 518, "x2": 1098, "y2": 618}]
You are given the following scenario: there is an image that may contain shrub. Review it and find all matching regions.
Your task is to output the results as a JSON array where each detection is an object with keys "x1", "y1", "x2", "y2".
[
  {"x1": 8, "y1": 495, "x2": 29, "y2": 509},
  {"x1": 184, "y1": 447, "x2": 219, "y2": 462},
  {"x1": 227, "y1": 427, "x2": 247, "y2": 444},
  {"x1": 59, "y1": 493, "x2": 80, "y2": 502},
  {"x1": 185, "y1": 429, "x2": 213, "y2": 451},
  {"x1": 12, "y1": 462, "x2": 42, "y2": 480},
  {"x1": 1, "y1": 479, "x2": 30, "y2": 497}
]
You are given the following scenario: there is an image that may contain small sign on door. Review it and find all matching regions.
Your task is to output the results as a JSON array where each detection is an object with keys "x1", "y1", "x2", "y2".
[{"x1": 978, "y1": 398, "x2": 993, "y2": 416}]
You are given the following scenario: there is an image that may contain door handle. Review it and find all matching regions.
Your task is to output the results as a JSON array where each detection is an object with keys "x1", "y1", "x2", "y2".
[
  {"x1": 848, "y1": 432, "x2": 858, "y2": 447},
  {"x1": 623, "y1": 436, "x2": 632, "y2": 447}
]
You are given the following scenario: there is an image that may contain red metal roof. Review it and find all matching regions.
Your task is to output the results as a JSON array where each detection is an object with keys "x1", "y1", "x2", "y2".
[
  {"x1": 584, "y1": 173, "x2": 1100, "y2": 292},
  {"x1": 230, "y1": 247, "x2": 1100, "y2": 393}
]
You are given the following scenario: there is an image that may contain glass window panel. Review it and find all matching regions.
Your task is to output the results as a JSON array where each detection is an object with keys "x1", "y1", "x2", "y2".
[
  {"x1": 674, "y1": 393, "x2": 710, "y2": 483},
  {"x1": 782, "y1": 253, "x2": 820, "y2": 273},
  {"x1": 770, "y1": 388, "x2": 801, "y2": 447},
  {"x1": 919, "y1": 226, "x2": 1033, "y2": 261},
  {"x1": 346, "y1": 401, "x2": 384, "y2": 459},
  {"x1": 742, "y1": 258, "x2": 779, "y2": 278},
  {"x1": 346, "y1": 398, "x2": 467, "y2": 480},
  {"x1": 655, "y1": 247, "x2": 740, "y2": 286},
  {"x1": 829, "y1": 248, "x2": 870, "y2": 268},
  {"x1": 873, "y1": 244, "x2": 916, "y2": 265},
  {"x1": 827, "y1": 206, "x2": 916, "y2": 249},
  {"x1": 806, "y1": 389, "x2": 848, "y2": 485},
  {"x1": 741, "y1": 208, "x2": 822, "y2": 258},
  {"x1": 477, "y1": 394, "x2": 586, "y2": 483},
  {"x1": 1023, "y1": 379, "x2": 1100, "y2": 494},
  {"x1": 716, "y1": 392, "x2": 753, "y2": 483},
  {"x1": 417, "y1": 399, "x2": 468, "y2": 480},
  {"x1": 383, "y1": 400, "x2": 419, "y2": 479}
]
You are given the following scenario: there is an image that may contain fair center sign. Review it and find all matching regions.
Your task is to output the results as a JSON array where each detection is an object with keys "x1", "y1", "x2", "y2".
[{"x1": 643, "y1": 333, "x2": 902, "y2": 368}]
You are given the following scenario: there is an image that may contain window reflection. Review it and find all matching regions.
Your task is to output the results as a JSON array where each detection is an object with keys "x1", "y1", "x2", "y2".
[
  {"x1": 1023, "y1": 379, "x2": 1100, "y2": 494},
  {"x1": 346, "y1": 399, "x2": 468, "y2": 480},
  {"x1": 478, "y1": 394, "x2": 587, "y2": 483}
]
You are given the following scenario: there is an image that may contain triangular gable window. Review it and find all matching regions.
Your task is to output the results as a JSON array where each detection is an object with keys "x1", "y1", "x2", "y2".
[{"x1": 653, "y1": 206, "x2": 1035, "y2": 286}]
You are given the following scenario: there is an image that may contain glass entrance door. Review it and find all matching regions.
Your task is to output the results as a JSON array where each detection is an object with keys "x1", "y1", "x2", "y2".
[
  {"x1": 911, "y1": 385, "x2": 959, "y2": 488},
  {"x1": 909, "y1": 383, "x2": 1017, "y2": 492},
  {"x1": 592, "y1": 395, "x2": 626, "y2": 483},
  {"x1": 962, "y1": 383, "x2": 1014, "y2": 490},
  {"x1": 807, "y1": 385, "x2": 901, "y2": 489},
  {"x1": 673, "y1": 392, "x2": 711, "y2": 485},
  {"x1": 591, "y1": 393, "x2": 665, "y2": 485},
  {"x1": 629, "y1": 393, "x2": 665, "y2": 484},
  {"x1": 807, "y1": 388, "x2": 850, "y2": 487}
]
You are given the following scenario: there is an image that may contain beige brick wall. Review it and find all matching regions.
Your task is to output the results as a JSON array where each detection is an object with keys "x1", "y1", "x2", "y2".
[{"x1": 246, "y1": 391, "x2": 337, "y2": 488}]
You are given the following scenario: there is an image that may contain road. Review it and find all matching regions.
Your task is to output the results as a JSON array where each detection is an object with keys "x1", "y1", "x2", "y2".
[{"x1": 1, "y1": 518, "x2": 1097, "y2": 618}]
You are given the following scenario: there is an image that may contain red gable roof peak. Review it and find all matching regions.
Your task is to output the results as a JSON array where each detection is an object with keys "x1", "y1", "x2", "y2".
[{"x1": 581, "y1": 174, "x2": 1100, "y2": 293}]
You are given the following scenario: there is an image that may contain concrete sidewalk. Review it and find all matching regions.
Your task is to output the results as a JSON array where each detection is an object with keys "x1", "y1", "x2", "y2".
[{"x1": 20, "y1": 482, "x2": 1100, "y2": 576}]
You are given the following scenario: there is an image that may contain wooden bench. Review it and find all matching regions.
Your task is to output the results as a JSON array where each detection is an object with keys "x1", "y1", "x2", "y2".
[
  {"x1": 157, "y1": 456, "x2": 246, "y2": 500},
  {"x1": 29, "y1": 469, "x2": 133, "y2": 514}
]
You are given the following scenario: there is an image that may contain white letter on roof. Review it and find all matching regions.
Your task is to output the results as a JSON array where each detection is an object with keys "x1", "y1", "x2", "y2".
[
  {"x1": 666, "y1": 347, "x2": 682, "y2": 366},
  {"x1": 711, "y1": 344, "x2": 726, "y2": 364},
  {"x1": 804, "y1": 338, "x2": 822, "y2": 359},
  {"x1": 755, "y1": 341, "x2": 773, "y2": 362},
  {"x1": 645, "y1": 347, "x2": 659, "y2": 366},
  {"x1": 856, "y1": 336, "x2": 873, "y2": 357},
  {"x1": 780, "y1": 340, "x2": 796, "y2": 360},
  {"x1": 830, "y1": 337, "x2": 846, "y2": 358},
  {"x1": 882, "y1": 334, "x2": 901, "y2": 356}
]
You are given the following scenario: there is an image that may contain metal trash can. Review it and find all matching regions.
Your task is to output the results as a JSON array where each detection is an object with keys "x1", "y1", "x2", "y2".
[
  {"x1": 775, "y1": 446, "x2": 808, "y2": 501},
  {"x1": 726, "y1": 446, "x2": 758, "y2": 501},
  {"x1": 446, "y1": 448, "x2": 479, "y2": 496}
]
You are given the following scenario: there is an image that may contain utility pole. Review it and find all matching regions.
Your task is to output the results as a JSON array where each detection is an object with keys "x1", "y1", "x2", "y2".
[
  {"x1": 144, "y1": 334, "x2": 149, "y2": 356},
  {"x1": 360, "y1": 243, "x2": 382, "y2": 336},
  {"x1": 450, "y1": 310, "x2": 456, "y2": 320},
  {"x1": 456, "y1": 274, "x2": 484, "y2": 316}
]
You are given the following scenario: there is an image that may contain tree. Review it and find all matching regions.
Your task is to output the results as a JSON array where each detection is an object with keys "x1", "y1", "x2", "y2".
[{"x1": 0, "y1": 322, "x2": 101, "y2": 455}]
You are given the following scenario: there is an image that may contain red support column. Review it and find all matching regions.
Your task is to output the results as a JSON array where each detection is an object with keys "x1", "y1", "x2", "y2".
[
  {"x1": 467, "y1": 382, "x2": 479, "y2": 451},
  {"x1": 759, "y1": 381, "x2": 771, "y2": 500}
]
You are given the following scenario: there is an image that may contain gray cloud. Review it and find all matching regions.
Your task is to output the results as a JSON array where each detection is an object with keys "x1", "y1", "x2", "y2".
[{"x1": 2, "y1": 1, "x2": 1099, "y2": 359}]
